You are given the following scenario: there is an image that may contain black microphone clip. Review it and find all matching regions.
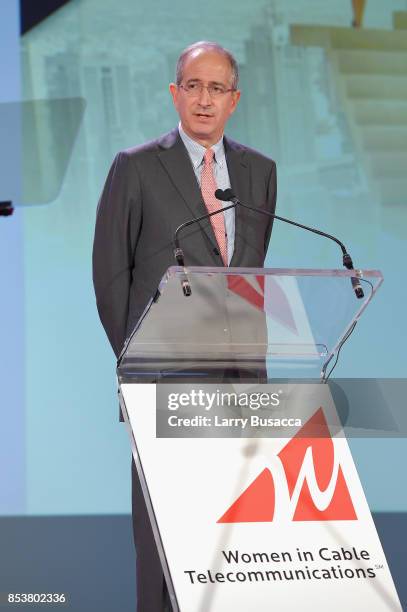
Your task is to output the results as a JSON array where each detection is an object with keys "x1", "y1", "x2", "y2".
[
  {"x1": 343, "y1": 253, "x2": 364, "y2": 299},
  {"x1": 172, "y1": 246, "x2": 192, "y2": 297},
  {"x1": 180, "y1": 276, "x2": 192, "y2": 297}
]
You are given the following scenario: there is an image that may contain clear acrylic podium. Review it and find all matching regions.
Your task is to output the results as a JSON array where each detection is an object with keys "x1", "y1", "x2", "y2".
[
  {"x1": 117, "y1": 266, "x2": 383, "y2": 384},
  {"x1": 117, "y1": 267, "x2": 402, "y2": 612}
]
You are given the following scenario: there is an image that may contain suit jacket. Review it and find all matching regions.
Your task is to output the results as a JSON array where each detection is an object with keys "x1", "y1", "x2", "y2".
[{"x1": 92, "y1": 128, "x2": 277, "y2": 358}]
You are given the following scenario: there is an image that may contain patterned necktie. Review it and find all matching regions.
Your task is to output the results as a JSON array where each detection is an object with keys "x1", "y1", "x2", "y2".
[{"x1": 201, "y1": 148, "x2": 228, "y2": 265}]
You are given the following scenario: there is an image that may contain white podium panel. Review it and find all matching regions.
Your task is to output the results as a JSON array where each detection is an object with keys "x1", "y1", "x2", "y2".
[{"x1": 120, "y1": 383, "x2": 401, "y2": 612}]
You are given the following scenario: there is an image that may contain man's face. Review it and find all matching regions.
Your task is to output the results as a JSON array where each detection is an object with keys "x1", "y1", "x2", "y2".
[{"x1": 169, "y1": 50, "x2": 240, "y2": 147}]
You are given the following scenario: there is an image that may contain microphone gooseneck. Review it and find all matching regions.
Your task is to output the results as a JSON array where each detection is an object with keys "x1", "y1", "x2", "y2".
[
  {"x1": 215, "y1": 189, "x2": 364, "y2": 299},
  {"x1": 173, "y1": 200, "x2": 237, "y2": 297}
]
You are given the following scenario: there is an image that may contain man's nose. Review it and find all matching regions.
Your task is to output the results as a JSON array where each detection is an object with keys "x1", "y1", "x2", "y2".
[{"x1": 197, "y1": 85, "x2": 212, "y2": 105}]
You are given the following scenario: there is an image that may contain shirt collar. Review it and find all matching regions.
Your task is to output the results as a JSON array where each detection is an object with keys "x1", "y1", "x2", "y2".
[{"x1": 178, "y1": 122, "x2": 226, "y2": 169}]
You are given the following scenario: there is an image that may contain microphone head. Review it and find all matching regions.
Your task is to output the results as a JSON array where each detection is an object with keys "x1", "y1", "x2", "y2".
[{"x1": 215, "y1": 188, "x2": 235, "y2": 201}]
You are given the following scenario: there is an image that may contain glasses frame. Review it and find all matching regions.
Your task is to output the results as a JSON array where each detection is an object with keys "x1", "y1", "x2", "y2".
[{"x1": 179, "y1": 82, "x2": 236, "y2": 98}]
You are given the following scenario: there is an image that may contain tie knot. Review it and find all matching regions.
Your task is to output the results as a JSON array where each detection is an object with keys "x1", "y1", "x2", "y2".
[{"x1": 204, "y1": 148, "x2": 214, "y2": 165}]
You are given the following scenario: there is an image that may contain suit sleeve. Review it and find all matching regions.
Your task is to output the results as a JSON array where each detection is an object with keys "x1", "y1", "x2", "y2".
[
  {"x1": 264, "y1": 161, "x2": 277, "y2": 254},
  {"x1": 92, "y1": 152, "x2": 142, "y2": 358}
]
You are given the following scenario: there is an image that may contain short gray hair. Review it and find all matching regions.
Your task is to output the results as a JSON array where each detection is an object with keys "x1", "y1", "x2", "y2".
[{"x1": 175, "y1": 41, "x2": 239, "y2": 89}]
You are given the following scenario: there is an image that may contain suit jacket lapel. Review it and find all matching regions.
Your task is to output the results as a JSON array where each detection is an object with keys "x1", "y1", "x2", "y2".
[
  {"x1": 224, "y1": 136, "x2": 251, "y2": 267},
  {"x1": 157, "y1": 129, "x2": 220, "y2": 259}
]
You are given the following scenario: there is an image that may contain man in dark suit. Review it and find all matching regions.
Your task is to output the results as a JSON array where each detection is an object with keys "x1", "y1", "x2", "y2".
[{"x1": 93, "y1": 41, "x2": 276, "y2": 612}]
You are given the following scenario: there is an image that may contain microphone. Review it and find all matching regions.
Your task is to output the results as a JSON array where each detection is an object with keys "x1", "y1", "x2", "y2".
[
  {"x1": 215, "y1": 189, "x2": 364, "y2": 299},
  {"x1": 173, "y1": 245, "x2": 192, "y2": 297},
  {"x1": 173, "y1": 200, "x2": 237, "y2": 296}
]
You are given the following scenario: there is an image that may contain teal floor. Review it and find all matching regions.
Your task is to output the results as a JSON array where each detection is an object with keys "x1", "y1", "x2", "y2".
[{"x1": 0, "y1": 514, "x2": 404, "y2": 611}]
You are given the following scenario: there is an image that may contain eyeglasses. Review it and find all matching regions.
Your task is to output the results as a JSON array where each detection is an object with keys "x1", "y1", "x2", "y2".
[{"x1": 179, "y1": 82, "x2": 236, "y2": 97}]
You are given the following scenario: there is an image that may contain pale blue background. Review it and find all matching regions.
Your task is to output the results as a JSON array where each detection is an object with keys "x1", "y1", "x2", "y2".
[{"x1": 1, "y1": 0, "x2": 406, "y2": 516}]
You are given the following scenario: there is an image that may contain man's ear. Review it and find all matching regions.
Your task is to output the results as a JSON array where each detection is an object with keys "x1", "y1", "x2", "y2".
[
  {"x1": 230, "y1": 89, "x2": 241, "y2": 115},
  {"x1": 169, "y1": 83, "x2": 178, "y2": 108}
]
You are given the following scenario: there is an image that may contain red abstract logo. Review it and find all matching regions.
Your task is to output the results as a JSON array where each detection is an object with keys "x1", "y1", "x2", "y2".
[
  {"x1": 217, "y1": 409, "x2": 357, "y2": 523},
  {"x1": 227, "y1": 275, "x2": 298, "y2": 334}
]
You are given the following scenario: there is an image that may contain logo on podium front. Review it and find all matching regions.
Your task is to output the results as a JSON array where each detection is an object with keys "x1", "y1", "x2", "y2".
[{"x1": 218, "y1": 409, "x2": 357, "y2": 523}]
